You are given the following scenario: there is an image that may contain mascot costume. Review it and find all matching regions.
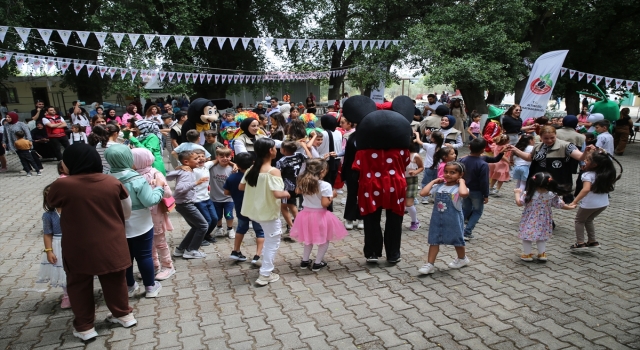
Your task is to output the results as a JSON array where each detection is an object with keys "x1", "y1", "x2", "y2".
[
  {"x1": 344, "y1": 95, "x2": 414, "y2": 263},
  {"x1": 577, "y1": 83, "x2": 620, "y2": 133},
  {"x1": 182, "y1": 98, "x2": 233, "y2": 144}
]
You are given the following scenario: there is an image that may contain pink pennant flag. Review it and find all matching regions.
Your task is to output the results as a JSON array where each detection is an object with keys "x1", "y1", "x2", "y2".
[
  {"x1": 140, "y1": 70, "x2": 148, "y2": 80},
  {"x1": 577, "y1": 72, "x2": 585, "y2": 81},
  {"x1": 109, "y1": 67, "x2": 117, "y2": 78},
  {"x1": 86, "y1": 64, "x2": 96, "y2": 76},
  {"x1": 99, "y1": 66, "x2": 107, "y2": 78},
  {"x1": 560, "y1": 68, "x2": 567, "y2": 76},
  {"x1": 159, "y1": 71, "x2": 167, "y2": 81},
  {"x1": 604, "y1": 77, "x2": 612, "y2": 86},
  {"x1": 214, "y1": 74, "x2": 220, "y2": 84},
  {"x1": 73, "y1": 63, "x2": 84, "y2": 75},
  {"x1": 569, "y1": 70, "x2": 576, "y2": 79},
  {"x1": 130, "y1": 69, "x2": 138, "y2": 80},
  {"x1": 586, "y1": 74, "x2": 594, "y2": 83},
  {"x1": 625, "y1": 80, "x2": 634, "y2": 89},
  {"x1": 176, "y1": 72, "x2": 183, "y2": 82},
  {"x1": 59, "y1": 62, "x2": 69, "y2": 74},
  {"x1": 168, "y1": 72, "x2": 175, "y2": 81},
  {"x1": 149, "y1": 71, "x2": 157, "y2": 80},
  {"x1": 595, "y1": 75, "x2": 603, "y2": 85},
  {"x1": 120, "y1": 69, "x2": 128, "y2": 80},
  {"x1": 191, "y1": 74, "x2": 197, "y2": 83},
  {"x1": 206, "y1": 74, "x2": 212, "y2": 83},
  {"x1": 615, "y1": 79, "x2": 623, "y2": 89},
  {"x1": 0, "y1": 52, "x2": 12, "y2": 68},
  {"x1": 184, "y1": 73, "x2": 192, "y2": 82}
]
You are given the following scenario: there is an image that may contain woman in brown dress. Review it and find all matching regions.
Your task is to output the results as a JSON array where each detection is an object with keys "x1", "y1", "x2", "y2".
[{"x1": 47, "y1": 143, "x2": 136, "y2": 341}]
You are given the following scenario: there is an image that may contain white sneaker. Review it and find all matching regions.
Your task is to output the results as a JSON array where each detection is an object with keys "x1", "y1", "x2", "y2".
[
  {"x1": 448, "y1": 256, "x2": 470, "y2": 269},
  {"x1": 183, "y1": 250, "x2": 207, "y2": 259},
  {"x1": 127, "y1": 281, "x2": 139, "y2": 298},
  {"x1": 489, "y1": 188, "x2": 497, "y2": 196},
  {"x1": 73, "y1": 328, "x2": 98, "y2": 341},
  {"x1": 418, "y1": 263, "x2": 436, "y2": 275},
  {"x1": 248, "y1": 222, "x2": 253, "y2": 229},
  {"x1": 106, "y1": 313, "x2": 137, "y2": 328},
  {"x1": 357, "y1": 221, "x2": 364, "y2": 229},
  {"x1": 172, "y1": 248, "x2": 184, "y2": 257},
  {"x1": 214, "y1": 227, "x2": 226, "y2": 237},
  {"x1": 227, "y1": 228, "x2": 236, "y2": 239},
  {"x1": 256, "y1": 273, "x2": 280, "y2": 286},
  {"x1": 145, "y1": 281, "x2": 162, "y2": 298},
  {"x1": 155, "y1": 268, "x2": 175, "y2": 281},
  {"x1": 345, "y1": 220, "x2": 354, "y2": 230},
  {"x1": 421, "y1": 197, "x2": 430, "y2": 204}
]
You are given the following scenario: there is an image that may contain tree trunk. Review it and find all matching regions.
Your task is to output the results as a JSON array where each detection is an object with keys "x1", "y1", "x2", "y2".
[
  {"x1": 564, "y1": 88, "x2": 580, "y2": 115},
  {"x1": 486, "y1": 91, "x2": 506, "y2": 105},
  {"x1": 514, "y1": 79, "x2": 527, "y2": 104},
  {"x1": 458, "y1": 84, "x2": 488, "y2": 114}
]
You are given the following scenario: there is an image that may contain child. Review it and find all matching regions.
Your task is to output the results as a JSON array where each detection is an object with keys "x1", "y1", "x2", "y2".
[
  {"x1": 220, "y1": 112, "x2": 237, "y2": 130},
  {"x1": 172, "y1": 129, "x2": 211, "y2": 160},
  {"x1": 569, "y1": 149, "x2": 621, "y2": 250},
  {"x1": 512, "y1": 135, "x2": 534, "y2": 191},
  {"x1": 57, "y1": 160, "x2": 68, "y2": 178},
  {"x1": 132, "y1": 148, "x2": 176, "y2": 280},
  {"x1": 240, "y1": 138, "x2": 290, "y2": 285},
  {"x1": 488, "y1": 134, "x2": 511, "y2": 196},
  {"x1": 290, "y1": 159, "x2": 348, "y2": 271},
  {"x1": 459, "y1": 138, "x2": 496, "y2": 240},
  {"x1": 224, "y1": 153, "x2": 265, "y2": 264},
  {"x1": 191, "y1": 149, "x2": 219, "y2": 246},
  {"x1": 69, "y1": 124, "x2": 87, "y2": 144},
  {"x1": 515, "y1": 172, "x2": 576, "y2": 261},
  {"x1": 167, "y1": 150, "x2": 211, "y2": 259},
  {"x1": 466, "y1": 112, "x2": 481, "y2": 141},
  {"x1": 413, "y1": 130, "x2": 444, "y2": 204},
  {"x1": 405, "y1": 142, "x2": 424, "y2": 230},
  {"x1": 594, "y1": 120, "x2": 614, "y2": 155},
  {"x1": 211, "y1": 147, "x2": 236, "y2": 239},
  {"x1": 36, "y1": 184, "x2": 70, "y2": 309},
  {"x1": 14, "y1": 130, "x2": 43, "y2": 176},
  {"x1": 301, "y1": 130, "x2": 323, "y2": 158},
  {"x1": 276, "y1": 141, "x2": 307, "y2": 239},
  {"x1": 418, "y1": 162, "x2": 470, "y2": 274},
  {"x1": 434, "y1": 146, "x2": 456, "y2": 179},
  {"x1": 203, "y1": 130, "x2": 225, "y2": 157}
]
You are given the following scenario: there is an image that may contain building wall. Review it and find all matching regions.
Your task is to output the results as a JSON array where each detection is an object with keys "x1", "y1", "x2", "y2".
[
  {"x1": 225, "y1": 81, "x2": 321, "y2": 107},
  {"x1": 0, "y1": 76, "x2": 78, "y2": 119}
]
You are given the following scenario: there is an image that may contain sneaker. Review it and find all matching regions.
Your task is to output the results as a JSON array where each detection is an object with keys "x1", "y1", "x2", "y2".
[
  {"x1": 300, "y1": 260, "x2": 311, "y2": 269},
  {"x1": 183, "y1": 250, "x2": 206, "y2": 259},
  {"x1": 345, "y1": 220, "x2": 354, "y2": 230},
  {"x1": 127, "y1": 281, "x2": 139, "y2": 298},
  {"x1": 418, "y1": 263, "x2": 436, "y2": 275},
  {"x1": 251, "y1": 255, "x2": 260, "y2": 264},
  {"x1": 227, "y1": 228, "x2": 236, "y2": 239},
  {"x1": 214, "y1": 227, "x2": 226, "y2": 237},
  {"x1": 312, "y1": 261, "x2": 327, "y2": 271},
  {"x1": 73, "y1": 328, "x2": 98, "y2": 341},
  {"x1": 36, "y1": 171, "x2": 42, "y2": 176},
  {"x1": 409, "y1": 221, "x2": 420, "y2": 231},
  {"x1": 256, "y1": 273, "x2": 280, "y2": 286},
  {"x1": 203, "y1": 236, "x2": 217, "y2": 243},
  {"x1": 145, "y1": 281, "x2": 162, "y2": 298},
  {"x1": 230, "y1": 251, "x2": 247, "y2": 261},
  {"x1": 357, "y1": 221, "x2": 364, "y2": 229},
  {"x1": 60, "y1": 295, "x2": 71, "y2": 309},
  {"x1": 172, "y1": 248, "x2": 184, "y2": 257},
  {"x1": 337, "y1": 189, "x2": 344, "y2": 194},
  {"x1": 26, "y1": 172, "x2": 32, "y2": 177},
  {"x1": 493, "y1": 190, "x2": 501, "y2": 197},
  {"x1": 200, "y1": 240, "x2": 211, "y2": 246},
  {"x1": 489, "y1": 188, "x2": 497, "y2": 196},
  {"x1": 569, "y1": 242, "x2": 587, "y2": 250},
  {"x1": 520, "y1": 253, "x2": 534, "y2": 262},
  {"x1": 248, "y1": 222, "x2": 253, "y2": 229},
  {"x1": 155, "y1": 268, "x2": 175, "y2": 281},
  {"x1": 421, "y1": 197, "x2": 430, "y2": 204},
  {"x1": 537, "y1": 252, "x2": 548, "y2": 262},
  {"x1": 463, "y1": 234, "x2": 474, "y2": 241},
  {"x1": 387, "y1": 257, "x2": 402, "y2": 264},
  {"x1": 586, "y1": 241, "x2": 601, "y2": 248},
  {"x1": 448, "y1": 256, "x2": 470, "y2": 269},
  {"x1": 366, "y1": 256, "x2": 378, "y2": 263},
  {"x1": 106, "y1": 313, "x2": 137, "y2": 328}
]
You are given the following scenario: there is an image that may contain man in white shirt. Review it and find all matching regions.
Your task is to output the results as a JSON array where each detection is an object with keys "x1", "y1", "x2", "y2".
[{"x1": 421, "y1": 94, "x2": 443, "y2": 117}]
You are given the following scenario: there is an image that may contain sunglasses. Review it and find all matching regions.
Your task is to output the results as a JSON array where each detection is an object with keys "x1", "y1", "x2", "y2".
[{"x1": 514, "y1": 109, "x2": 521, "y2": 112}]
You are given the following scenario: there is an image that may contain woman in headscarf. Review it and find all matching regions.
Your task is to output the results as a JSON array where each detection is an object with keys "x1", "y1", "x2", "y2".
[
  {"x1": 121, "y1": 104, "x2": 142, "y2": 127},
  {"x1": 319, "y1": 115, "x2": 343, "y2": 190},
  {"x1": 438, "y1": 115, "x2": 463, "y2": 149},
  {"x1": 31, "y1": 121, "x2": 57, "y2": 159},
  {"x1": 234, "y1": 117, "x2": 267, "y2": 156},
  {"x1": 125, "y1": 119, "x2": 166, "y2": 175},
  {"x1": 105, "y1": 145, "x2": 165, "y2": 300},
  {"x1": 449, "y1": 98, "x2": 467, "y2": 141},
  {"x1": 2, "y1": 112, "x2": 32, "y2": 152},
  {"x1": 47, "y1": 143, "x2": 135, "y2": 341}
]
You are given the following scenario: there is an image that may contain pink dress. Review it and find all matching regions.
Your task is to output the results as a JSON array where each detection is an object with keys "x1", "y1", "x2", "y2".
[
  {"x1": 519, "y1": 191, "x2": 564, "y2": 241},
  {"x1": 488, "y1": 144, "x2": 511, "y2": 182},
  {"x1": 290, "y1": 180, "x2": 348, "y2": 245}
]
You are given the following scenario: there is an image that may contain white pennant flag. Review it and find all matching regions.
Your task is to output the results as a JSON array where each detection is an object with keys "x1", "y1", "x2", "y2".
[
  {"x1": 109, "y1": 67, "x2": 117, "y2": 78},
  {"x1": 14, "y1": 27, "x2": 31, "y2": 43},
  {"x1": 202, "y1": 37, "x2": 213, "y2": 48},
  {"x1": 586, "y1": 74, "x2": 594, "y2": 83},
  {"x1": 221, "y1": 75, "x2": 226, "y2": 84},
  {"x1": 131, "y1": 69, "x2": 138, "y2": 81},
  {"x1": 214, "y1": 74, "x2": 220, "y2": 84},
  {"x1": 615, "y1": 79, "x2": 623, "y2": 89},
  {"x1": 74, "y1": 63, "x2": 85, "y2": 75},
  {"x1": 189, "y1": 36, "x2": 199, "y2": 49},
  {"x1": 239, "y1": 76, "x2": 245, "y2": 83},
  {"x1": 46, "y1": 59, "x2": 56, "y2": 72},
  {"x1": 217, "y1": 37, "x2": 227, "y2": 49},
  {"x1": 128, "y1": 33, "x2": 140, "y2": 46},
  {"x1": 344, "y1": 39, "x2": 352, "y2": 49},
  {"x1": 560, "y1": 67, "x2": 567, "y2": 76},
  {"x1": 176, "y1": 72, "x2": 183, "y2": 82},
  {"x1": 370, "y1": 40, "x2": 377, "y2": 49},
  {"x1": 569, "y1": 70, "x2": 576, "y2": 79},
  {"x1": 159, "y1": 71, "x2": 167, "y2": 81},
  {"x1": 353, "y1": 40, "x2": 360, "y2": 49},
  {"x1": 252, "y1": 38, "x2": 262, "y2": 48},
  {"x1": 233, "y1": 75, "x2": 239, "y2": 83},
  {"x1": 251, "y1": 75, "x2": 256, "y2": 83},
  {"x1": 184, "y1": 73, "x2": 192, "y2": 82},
  {"x1": 112, "y1": 33, "x2": 125, "y2": 47},
  {"x1": 31, "y1": 58, "x2": 43, "y2": 70},
  {"x1": 143, "y1": 34, "x2": 155, "y2": 48},
  {"x1": 159, "y1": 35, "x2": 171, "y2": 47},
  {"x1": 199, "y1": 73, "x2": 206, "y2": 83},
  {"x1": 206, "y1": 74, "x2": 212, "y2": 83},
  {"x1": 76, "y1": 31, "x2": 91, "y2": 46},
  {"x1": 384, "y1": 40, "x2": 392, "y2": 48},
  {"x1": 335, "y1": 40, "x2": 343, "y2": 50},
  {"x1": 174, "y1": 35, "x2": 185, "y2": 48},
  {"x1": 377, "y1": 40, "x2": 384, "y2": 49},
  {"x1": 308, "y1": 40, "x2": 317, "y2": 50},
  {"x1": 140, "y1": 70, "x2": 148, "y2": 80},
  {"x1": 595, "y1": 75, "x2": 603, "y2": 84},
  {"x1": 287, "y1": 38, "x2": 296, "y2": 50},
  {"x1": 59, "y1": 61, "x2": 69, "y2": 74},
  {"x1": 297, "y1": 38, "x2": 306, "y2": 49},
  {"x1": 264, "y1": 38, "x2": 274, "y2": 49},
  {"x1": 241, "y1": 37, "x2": 252, "y2": 49},
  {"x1": 578, "y1": 72, "x2": 585, "y2": 81},
  {"x1": 392, "y1": 40, "x2": 399, "y2": 46},
  {"x1": 94, "y1": 32, "x2": 107, "y2": 47},
  {"x1": 168, "y1": 72, "x2": 175, "y2": 82},
  {"x1": 0, "y1": 52, "x2": 12, "y2": 68},
  {"x1": 226, "y1": 74, "x2": 232, "y2": 83},
  {"x1": 0, "y1": 26, "x2": 8, "y2": 42},
  {"x1": 626, "y1": 81, "x2": 635, "y2": 89},
  {"x1": 191, "y1": 74, "x2": 198, "y2": 83},
  {"x1": 37, "y1": 29, "x2": 52, "y2": 45},
  {"x1": 276, "y1": 38, "x2": 286, "y2": 50},
  {"x1": 86, "y1": 64, "x2": 96, "y2": 77},
  {"x1": 149, "y1": 71, "x2": 157, "y2": 81},
  {"x1": 317, "y1": 40, "x2": 326, "y2": 50},
  {"x1": 326, "y1": 40, "x2": 334, "y2": 49},
  {"x1": 604, "y1": 77, "x2": 612, "y2": 86},
  {"x1": 229, "y1": 37, "x2": 239, "y2": 49},
  {"x1": 120, "y1": 69, "x2": 128, "y2": 80},
  {"x1": 98, "y1": 66, "x2": 107, "y2": 78}
]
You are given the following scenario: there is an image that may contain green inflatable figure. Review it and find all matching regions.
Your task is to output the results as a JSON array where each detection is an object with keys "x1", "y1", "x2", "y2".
[{"x1": 577, "y1": 83, "x2": 620, "y2": 123}]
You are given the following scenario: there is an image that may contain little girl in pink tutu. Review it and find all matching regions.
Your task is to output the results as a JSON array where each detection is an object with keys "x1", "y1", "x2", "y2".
[{"x1": 290, "y1": 159, "x2": 348, "y2": 271}]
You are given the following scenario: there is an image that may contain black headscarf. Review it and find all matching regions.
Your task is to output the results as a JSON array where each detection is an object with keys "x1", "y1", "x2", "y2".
[
  {"x1": 320, "y1": 114, "x2": 338, "y2": 132},
  {"x1": 63, "y1": 143, "x2": 103, "y2": 175},
  {"x1": 240, "y1": 118, "x2": 257, "y2": 141}
]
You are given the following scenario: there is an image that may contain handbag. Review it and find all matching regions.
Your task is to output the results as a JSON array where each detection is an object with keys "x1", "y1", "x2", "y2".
[{"x1": 158, "y1": 196, "x2": 176, "y2": 213}]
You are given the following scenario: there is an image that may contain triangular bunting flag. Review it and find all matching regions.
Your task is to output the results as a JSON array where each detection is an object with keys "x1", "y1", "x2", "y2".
[
  {"x1": 228, "y1": 75, "x2": 235, "y2": 83},
  {"x1": 14, "y1": 27, "x2": 31, "y2": 43},
  {"x1": 120, "y1": 69, "x2": 128, "y2": 80},
  {"x1": 569, "y1": 70, "x2": 576, "y2": 79},
  {"x1": 94, "y1": 32, "x2": 107, "y2": 47},
  {"x1": 264, "y1": 38, "x2": 274, "y2": 49},
  {"x1": 335, "y1": 40, "x2": 343, "y2": 50},
  {"x1": 214, "y1": 74, "x2": 220, "y2": 84},
  {"x1": 252, "y1": 38, "x2": 262, "y2": 48},
  {"x1": 377, "y1": 40, "x2": 384, "y2": 49},
  {"x1": 287, "y1": 38, "x2": 296, "y2": 50},
  {"x1": 353, "y1": 40, "x2": 360, "y2": 49},
  {"x1": 384, "y1": 40, "x2": 392, "y2": 48},
  {"x1": 176, "y1": 72, "x2": 183, "y2": 82},
  {"x1": 251, "y1": 75, "x2": 256, "y2": 83},
  {"x1": 578, "y1": 72, "x2": 585, "y2": 81},
  {"x1": 184, "y1": 73, "x2": 192, "y2": 82},
  {"x1": 0, "y1": 26, "x2": 8, "y2": 42},
  {"x1": 189, "y1": 36, "x2": 199, "y2": 49},
  {"x1": 144, "y1": 34, "x2": 155, "y2": 48},
  {"x1": 76, "y1": 31, "x2": 91, "y2": 46},
  {"x1": 297, "y1": 38, "x2": 306, "y2": 49},
  {"x1": 326, "y1": 40, "x2": 334, "y2": 49},
  {"x1": 229, "y1": 37, "x2": 239, "y2": 49},
  {"x1": 344, "y1": 39, "x2": 352, "y2": 49},
  {"x1": 626, "y1": 81, "x2": 635, "y2": 89},
  {"x1": 206, "y1": 74, "x2": 212, "y2": 83},
  {"x1": 140, "y1": 70, "x2": 148, "y2": 80},
  {"x1": 45, "y1": 59, "x2": 56, "y2": 71},
  {"x1": 241, "y1": 37, "x2": 252, "y2": 49},
  {"x1": 59, "y1": 62, "x2": 69, "y2": 74},
  {"x1": 168, "y1": 72, "x2": 175, "y2": 82},
  {"x1": 73, "y1": 63, "x2": 85, "y2": 75},
  {"x1": 149, "y1": 71, "x2": 157, "y2": 80},
  {"x1": 276, "y1": 38, "x2": 286, "y2": 50},
  {"x1": 309, "y1": 40, "x2": 317, "y2": 50},
  {"x1": 221, "y1": 75, "x2": 227, "y2": 83},
  {"x1": 159, "y1": 71, "x2": 167, "y2": 81},
  {"x1": 392, "y1": 40, "x2": 399, "y2": 46},
  {"x1": 131, "y1": 69, "x2": 138, "y2": 81},
  {"x1": 586, "y1": 74, "x2": 594, "y2": 83},
  {"x1": 199, "y1": 73, "x2": 206, "y2": 83},
  {"x1": 128, "y1": 33, "x2": 140, "y2": 47},
  {"x1": 174, "y1": 35, "x2": 185, "y2": 48},
  {"x1": 86, "y1": 64, "x2": 96, "y2": 77},
  {"x1": 191, "y1": 74, "x2": 198, "y2": 83},
  {"x1": 108, "y1": 67, "x2": 117, "y2": 79},
  {"x1": 202, "y1": 37, "x2": 213, "y2": 48},
  {"x1": 604, "y1": 77, "x2": 612, "y2": 86},
  {"x1": 615, "y1": 79, "x2": 623, "y2": 89},
  {"x1": 98, "y1": 66, "x2": 107, "y2": 78},
  {"x1": 317, "y1": 40, "x2": 326, "y2": 49},
  {"x1": 217, "y1": 37, "x2": 227, "y2": 49},
  {"x1": 0, "y1": 52, "x2": 12, "y2": 68},
  {"x1": 37, "y1": 28, "x2": 52, "y2": 45},
  {"x1": 31, "y1": 58, "x2": 43, "y2": 70},
  {"x1": 595, "y1": 75, "x2": 603, "y2": 84},
  {"x1": 159, "y1": 35, "x2": 171, "y2": 47},
  {"x1": 560, "y1": 68, "x2": 567, "y2": 76},
  {"x1": 112, "y1": 33, "x2": 125, "y2": 47}
]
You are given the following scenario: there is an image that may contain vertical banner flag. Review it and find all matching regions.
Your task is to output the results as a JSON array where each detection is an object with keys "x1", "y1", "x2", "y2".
[
  {"x1": 369, "y1": 81, "x2": 386, "y2": 104},
  {"x1": 520, "y1": 50, "x2": 568, "y2": 121}
]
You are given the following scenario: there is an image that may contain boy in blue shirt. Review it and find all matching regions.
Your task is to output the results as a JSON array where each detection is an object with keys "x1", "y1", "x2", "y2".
[
  {"x1": 220, "y1": 113, "x2": 237, "y2": 130},
  {"x1": 223, "y1": 152, "x2": 264, "y2": 264}
]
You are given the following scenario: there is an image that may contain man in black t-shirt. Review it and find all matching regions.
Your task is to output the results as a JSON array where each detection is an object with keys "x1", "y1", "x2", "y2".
[
  {"x1": 31, "y1": 100, "x2": 46, "y2": 123},
  {"x1": 252, "y1": 103, "x2": 266, "y2": 115}
]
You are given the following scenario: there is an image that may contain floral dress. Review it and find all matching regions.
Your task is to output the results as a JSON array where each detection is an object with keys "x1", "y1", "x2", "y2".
[{"x1": 519, "y1": 191, "x2": 565, "y2": 241}]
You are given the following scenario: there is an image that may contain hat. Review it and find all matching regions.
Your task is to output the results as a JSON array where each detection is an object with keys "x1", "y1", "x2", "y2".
[
  {"x1": 562, "y1": 115, "x2": 578, "y2": 129},
  {"x1": 487, "y1": 105, "x2": 505, "y2": 120}
]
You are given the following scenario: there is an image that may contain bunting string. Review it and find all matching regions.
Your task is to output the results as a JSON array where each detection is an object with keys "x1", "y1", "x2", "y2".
[{"x1": 560, "y1": 67, "x2": 638, "y2": 91}]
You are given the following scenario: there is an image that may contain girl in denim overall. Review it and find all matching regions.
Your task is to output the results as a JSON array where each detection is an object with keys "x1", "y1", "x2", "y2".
[{"x1": 418, "y1": 161, "x2": 470, "y2": 275}]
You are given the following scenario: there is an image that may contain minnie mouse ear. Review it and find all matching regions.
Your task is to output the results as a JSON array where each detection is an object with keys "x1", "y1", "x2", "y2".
[
  {"x1": 391, "y1": 96, "x2": 414, "y2": 123},
  {"x1": 342, "y1": 95, "x2": 376, "y2": 124},
  {"x1": 356, "y1": 110, "x2": 412, "y2": 150}
]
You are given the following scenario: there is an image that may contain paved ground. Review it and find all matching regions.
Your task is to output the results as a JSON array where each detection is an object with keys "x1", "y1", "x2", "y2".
[{"x1": 0, "y1": 141, "x2": 639, "y2": 350}]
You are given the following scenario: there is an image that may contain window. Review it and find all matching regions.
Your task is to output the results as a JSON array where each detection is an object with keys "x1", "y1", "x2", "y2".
[{"x1": 0, "y1": 88, "x2": 19, "y2": 103}]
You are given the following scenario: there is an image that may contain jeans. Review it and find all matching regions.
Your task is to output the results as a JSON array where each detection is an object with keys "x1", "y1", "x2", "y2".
[
  {"x1": 194, "y1": 199, "x2": 218, "y2": 236},
  {"x1": 16, "y1": 150, "x2": 42, "y2": 173},
  {"x1": 125, "y1": 228, "x2": 155, "y2": 287},
  {"x1": 237, "y1": 215, "x2": 265, "y2": 238},
  {"x1": 463, "y1": 190, "x2": 485, "y2": 236},
  {"x1": 175, "y1": 203, "x2": 209, "y2": 251},
  {"x1": 421, "y1": 168, "x2": 438, "y2": 188},
  {"x1": 213, "y1": 201, "x2": 235, "y2": 221},
  {"x1": 255, "y1": 218, "x2": 281, "y2": 276}
]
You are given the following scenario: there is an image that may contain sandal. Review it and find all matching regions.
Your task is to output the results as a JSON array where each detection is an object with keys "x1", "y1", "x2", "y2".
[
  {"x1": 569, "y1": 243, "x2": 587, "y2": 250},
  {"x1": 586, "y1": 241, "x2": 600, "y2": 248}
]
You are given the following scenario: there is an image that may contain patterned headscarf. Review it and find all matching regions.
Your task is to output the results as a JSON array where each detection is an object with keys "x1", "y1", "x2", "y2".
[{"x1": 135, "y1": 119, "x2": 161, "y2": 142}]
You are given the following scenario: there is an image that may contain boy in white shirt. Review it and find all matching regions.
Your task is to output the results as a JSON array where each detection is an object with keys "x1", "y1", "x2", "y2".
[
  {"x1": 172, "y1": 130, "x2": 211, "y2": 160},
  {"x1": 593, "y1": 120, "x2": 614, "y2": 154}
]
